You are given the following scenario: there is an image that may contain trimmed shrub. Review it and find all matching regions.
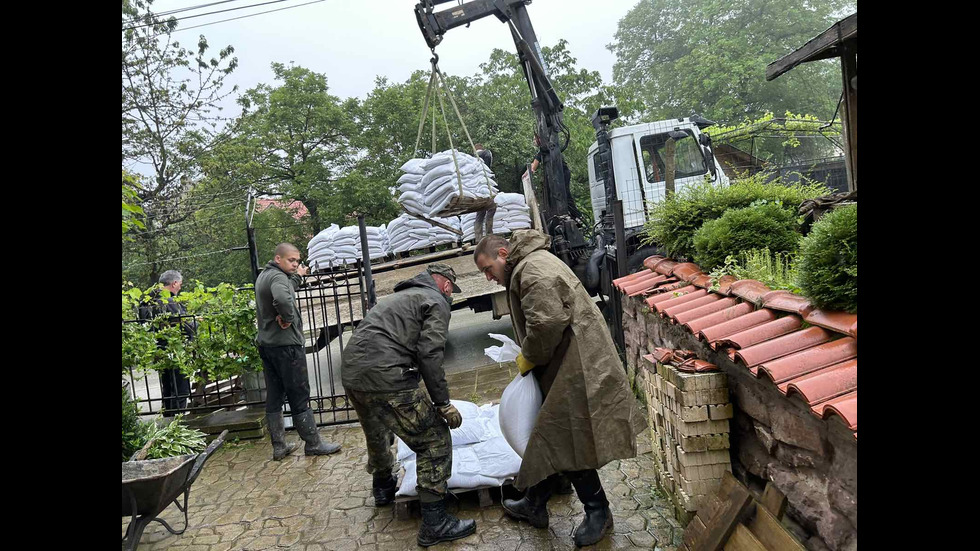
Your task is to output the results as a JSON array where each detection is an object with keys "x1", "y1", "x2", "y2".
[
  {"x1": 796, "y1": 204, "x2": 857, "y2": 313},
  {"x1": 692, "y1": 201, "x2": 801, "y2": 270},
  {"x1": 642, "y1": 172, "x2": 828, "y2": 260}
]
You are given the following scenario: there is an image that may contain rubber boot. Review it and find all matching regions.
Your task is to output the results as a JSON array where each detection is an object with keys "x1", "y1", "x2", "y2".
[
  {"x1": 372, "y1": 473, "x2": 397, "y2": 507},
  {"x1": 265, "y1": 412, "x2": 298, "y2": 461},
  {"x1": 502, "y1": 474, "x2": 557, "y2": 528},
  {"x1": 417, "y1": 495, "x2": 477, "y2": 547},
  {"x1": 555, "y1": 473, "x2": 575, "y2": 495},
  {"x1": 292, "y1": 409, "x2": 341, "y2": 456},
  {"x1": 567, "y1": 470, "x2": 613, "y2": 547}
]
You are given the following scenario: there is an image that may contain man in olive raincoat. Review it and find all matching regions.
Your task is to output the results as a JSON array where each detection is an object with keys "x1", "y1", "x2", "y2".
[{"x1": 474, "y1": 230, "x2": 646, "y2": 547}]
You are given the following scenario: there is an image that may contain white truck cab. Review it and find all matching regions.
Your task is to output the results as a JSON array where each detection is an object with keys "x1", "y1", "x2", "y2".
[{"x1": 587, "y1": 117, "x2": 730, "y2": 232}]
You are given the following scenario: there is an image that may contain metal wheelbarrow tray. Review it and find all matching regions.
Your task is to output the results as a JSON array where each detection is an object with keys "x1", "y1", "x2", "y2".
[{"x1": 121, "y1": 429, "x2": 228, "y2": 550}]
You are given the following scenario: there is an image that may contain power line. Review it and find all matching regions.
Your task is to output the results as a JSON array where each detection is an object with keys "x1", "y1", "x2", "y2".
[
  {"x1": 123, "y1": 247, "x2": 245, "y2": 269},
  {"x1": 170, "y1": 0, "x2": 326, "y2": 33},
  {"x1": 123, "y1": 0, "x2": 299, "y2": 31}
]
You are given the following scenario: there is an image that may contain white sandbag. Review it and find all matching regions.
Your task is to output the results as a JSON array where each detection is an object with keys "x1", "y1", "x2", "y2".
[
  {"x1": 484, "y1": 333, "x2": 521, "y2": 363},
  {"x1": 398, "y1": 191, "x2": 423, "y2": 204},
  {"x1": 398, "y1": 182, "x2": 418, "y2": 194},
  {"x1": 471, "y1": 436, "x2": 523, "y2": 479},
  {"x1": 397, "y1": 172, "x2": 423, "y2": 185},
  {"x1": 400, "y1": 158, "x2": 428, "y2": 174},
  {"x1": 498, "y1": 373, "x2": 542, "y2": 458},
  {"x1": 396, "y1": 453, "x2": 501, "y2": 497},
  {"x1": 420, "y1": 164, "x2": 457, "y2": 187}
]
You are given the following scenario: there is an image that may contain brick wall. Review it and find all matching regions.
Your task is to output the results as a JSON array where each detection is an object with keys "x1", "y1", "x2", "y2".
[{"x1": 623, "y1": 294, "x2": 857, "y2": 551}]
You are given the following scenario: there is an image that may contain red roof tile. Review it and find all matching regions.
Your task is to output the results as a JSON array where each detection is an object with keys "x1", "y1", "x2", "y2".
[
  {"x1": 654, "y1": 260, "x2": 679, "y2": 276},
  {"x1": 733, "y1": 326, "x2": 834, "y2": 368},
  {"x1": 691, "y1": 274, "x2": 714, "y2": 289},
  {"x1": 673, "y1": 297, "x2": 739, "y2": 325},
  {"x1": 699, "y1": 309, "x2": 778, "y2": 345},
  {"x1": 663, "y1": 294, "x2": 723, "y2": 320},
  {"x1": 729, "y1": 279, "x2": 772, "y2": 304},
  {"x1": 643, "y1": 256, "x2": 667, "y2": 271},
  {"x1": 714, "y1": 316, "x2": 804, "y2": 351},
  {"x1": 653, "y1": 289, "x2": 710, "y2": 313},
  {"x1": 686, "y1": 303, "x2": 757, "y2": 335},
  {"x1": 671, "y1": 263, "x2": 702, "y2": 282},
  {"x1": 716, "y1": 275, "x2": 738, "y2": 295},
  {"x1": 804, "y1": 309, "x2": 859, "y2": 336},
  {"x1": 621, "y1": 257, "x2": 858, "y2": 438},
  {"x1": 761, "y1": 291, "x2": 816, "y2": 316},
  {"x1": 813, "y1": 391, "x2": 857, "y2": 431},
  {"x1": 759, "y1": 338, "x2": 858, "y2": 384},
  {"x1": 645, "y1": 285, "x2": 696, "y2": 308},
  {"x1": 781, "y1": 359, "x2": 857, "y2": 405}
]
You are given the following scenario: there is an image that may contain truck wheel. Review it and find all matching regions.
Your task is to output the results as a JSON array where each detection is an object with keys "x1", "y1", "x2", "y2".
[{"x1": 626, "y1": 245, "x2": 664, "y2": 274}]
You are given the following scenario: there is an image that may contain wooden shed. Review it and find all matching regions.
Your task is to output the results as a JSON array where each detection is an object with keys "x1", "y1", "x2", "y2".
[{"x1": 766, "y1": 13, "x2": 857, "y2": 192}]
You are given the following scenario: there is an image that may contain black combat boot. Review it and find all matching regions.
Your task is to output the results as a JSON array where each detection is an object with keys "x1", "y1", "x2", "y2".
[
  {"x1": 265, "y1": 412, "x2": 298, "y2": 461},
  {"x1": 292, "y1": 409, "x2": 342, "y2": 456},
  {"x1": 372, "y1": 473, "x2": 397, "y2": 507},
  {"x1": 417, "y1": 495, "x2": 477, "y2": 547},
  {"x1": 567, "y1": 469, "x2": 613, "y2": 547},
  {"x1": 502, "y1": 474, "x2": 558, "y2": 528}
]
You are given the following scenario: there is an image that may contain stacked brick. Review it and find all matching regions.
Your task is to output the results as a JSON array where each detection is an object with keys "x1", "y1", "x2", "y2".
[{"x1": 639, "y1": 352, "x2": 733, "y2": 522}]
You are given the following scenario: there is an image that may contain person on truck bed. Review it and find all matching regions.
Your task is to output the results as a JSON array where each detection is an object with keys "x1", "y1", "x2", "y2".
[
  {"x1": 340, "y1": 263, "x2": 476, "y2": 548},
  {"x1": 474, "y1": 231, "x2": 647, "y2": 548},
  {"x1": 472, "y1": 142, "x2": 497, "y2": 243}
]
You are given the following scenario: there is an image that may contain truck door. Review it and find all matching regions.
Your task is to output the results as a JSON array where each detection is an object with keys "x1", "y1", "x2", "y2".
[{"x1": 634, "y1": 128, "x2": 710, "y2": 208}]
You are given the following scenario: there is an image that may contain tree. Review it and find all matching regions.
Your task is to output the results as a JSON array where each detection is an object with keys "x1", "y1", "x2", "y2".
[
  {"x1": 122, "y1": 0, "x2": 237, "y2": 281},
  {"x1": 212, "y1": 63, "x2": 379, "y2": 232},
  {"x1": 609, "y1": 0, "x2": 855, "y2": 124}
]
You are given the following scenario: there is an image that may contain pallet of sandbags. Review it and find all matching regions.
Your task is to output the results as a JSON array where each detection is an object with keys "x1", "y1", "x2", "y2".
[{"x1": 396, "y1": 150, "x2": 498, "y2": 219}]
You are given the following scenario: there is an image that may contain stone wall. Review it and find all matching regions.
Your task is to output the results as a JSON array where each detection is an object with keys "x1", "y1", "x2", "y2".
[{"x1": 622, "y1": 294, "x2": 857, "y2": 551}]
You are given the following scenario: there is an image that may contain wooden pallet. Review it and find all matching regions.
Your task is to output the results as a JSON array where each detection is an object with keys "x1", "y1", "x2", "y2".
[
  {"x1": 681, "y1": 472, "x2": 805, "y2": 551},
  {"x1": 393, "y1": 477, "x2": 514, "y2": 520}
]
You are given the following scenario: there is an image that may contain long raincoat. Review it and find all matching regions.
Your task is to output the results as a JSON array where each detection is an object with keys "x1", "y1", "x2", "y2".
[{"x1": 505, "y1": 230, "x2": 647, "y2": 490}]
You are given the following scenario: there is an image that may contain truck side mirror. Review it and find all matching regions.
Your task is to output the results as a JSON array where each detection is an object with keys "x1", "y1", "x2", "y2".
[{"x1": 699, "y1": 133, "x2": 717, "y2": 180}]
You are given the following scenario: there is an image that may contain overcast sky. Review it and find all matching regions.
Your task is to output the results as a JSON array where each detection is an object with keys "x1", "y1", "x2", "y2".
[{"x1": 154, "y1": 0, "x2": 638, "y2": 115}]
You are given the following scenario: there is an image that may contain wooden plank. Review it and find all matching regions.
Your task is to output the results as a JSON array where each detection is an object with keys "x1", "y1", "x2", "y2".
[
  {"x1": 760, "y1": 483, "x2": 787, "y2": 520},
  {"x1": 683, "y1": 514, "x2": 708, "y2": 549},
  {"x1": 690, "y1": 472, "x2": 755, "y2": 551},
  {"x1": 477, "y1": 487, "x2": 492, "y2": 508},
  {"x1": 722, "y1": 524, "x2": 767, "y2": 551},
  {"x1": 747, "y1": 505, "x2": 806, "y2": 551},
  {"x1": 766, "y1": 13, "x2": 857, "y2": 81}
]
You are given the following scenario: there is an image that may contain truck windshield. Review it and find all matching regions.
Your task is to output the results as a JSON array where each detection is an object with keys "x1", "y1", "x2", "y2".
[{"x1": 639, "y1": 131, "x2": 706, "y2": 183}]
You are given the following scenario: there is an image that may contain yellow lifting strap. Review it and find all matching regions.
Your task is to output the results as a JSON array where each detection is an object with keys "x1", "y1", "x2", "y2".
[{"x1": 411, "y1": 58, "x2": 496, "y2": 210}]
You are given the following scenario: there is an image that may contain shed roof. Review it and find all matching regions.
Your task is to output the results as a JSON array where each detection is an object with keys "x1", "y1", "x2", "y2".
[{"x1": 766, "y1": 12, "x2": 857, "y2": 81}]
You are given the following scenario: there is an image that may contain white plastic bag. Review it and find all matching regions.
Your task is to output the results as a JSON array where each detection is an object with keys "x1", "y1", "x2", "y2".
[
  {"x1": 498, "y1": 372, "x2": 542, "y2": 457},
  {"x1": 484, "y1": 333, "x2": 521, "y2": 364}
]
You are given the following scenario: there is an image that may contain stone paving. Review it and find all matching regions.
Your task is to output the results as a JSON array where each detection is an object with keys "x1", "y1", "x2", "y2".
[{"x1": 124, "y1": 363, "x2": 685, "y2": 550}]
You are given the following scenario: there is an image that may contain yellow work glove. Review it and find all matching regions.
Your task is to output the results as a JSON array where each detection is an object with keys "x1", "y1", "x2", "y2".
[{"x1": 516, "y1": 353, "x2": 535, "y2": 377}]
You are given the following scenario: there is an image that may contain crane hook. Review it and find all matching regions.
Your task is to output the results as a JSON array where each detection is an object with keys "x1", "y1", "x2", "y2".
[{"x1": 430, "y1": 48, "x2": 439, "y2": 67}]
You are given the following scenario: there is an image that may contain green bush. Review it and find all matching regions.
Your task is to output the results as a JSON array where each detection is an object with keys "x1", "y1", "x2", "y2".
[
  {"x1": 708, "y1": 248, "x2": 801, "y2": 294},
  {"x1": 642, "y1": 172, "x2": 829, "y2": 260},
  {"x1": 122, "y1": 386, "x2": 150, "y2": 462},
  {"x1": 796, "y1": 204, "x2": 857, "y2": 313},
  {"x1": 692, "y1": 202, "x2": 801, "y2": 270}
]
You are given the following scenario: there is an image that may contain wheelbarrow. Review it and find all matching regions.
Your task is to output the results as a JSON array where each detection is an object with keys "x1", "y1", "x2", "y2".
[{"x1": 121, "y1": 429, "x2": 229, "y2": 551}]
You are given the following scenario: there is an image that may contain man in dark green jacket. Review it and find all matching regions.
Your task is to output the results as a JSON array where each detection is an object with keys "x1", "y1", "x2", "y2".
[
  {"x1": 341, "y1": 264, "x2": 475, "y2": 548},
  {"x1": 255, "y1": 243, "x2": 341, "y2": 461}
]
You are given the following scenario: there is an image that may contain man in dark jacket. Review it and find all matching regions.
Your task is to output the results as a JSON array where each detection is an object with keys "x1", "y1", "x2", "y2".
[
  {"x1": 472, "y1": 143, "x2": 496, "y2": 243},
  {"x1": 255, "y1": 243, "x2": 341, "y2": 461},
  {"x1": 138, "y1": 269, "x2": 198, "y2": 417},
  {"x1": 474, "y1": 231, "x2": 646, "y2": 548},
  {"x1": 341, "y1": 263, "x2": 476, "y2": 548}
]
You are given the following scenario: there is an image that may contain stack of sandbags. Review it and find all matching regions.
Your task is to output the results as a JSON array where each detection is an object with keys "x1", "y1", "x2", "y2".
[
  {"x1": 395, "y1": 400, "x2": 523, "y2": 496},
  {"x1": 306, "y1": 224, "x2": 341, "y2": 269},
  {"x1": 307, "y1": 224, "x2": 387, "y2": 268},
  {"x1": 492, "y1": 192, "x2": 532, "y2": 234},
  {"x1": 387, "y1": 214, "x2": 434, "y2": 254},
  {"x1": 429, "y1": 215, "x2": 462, "y2": 246},
  {"x1": 396, "y1": 150, "x2": 499, "y2": 217}
]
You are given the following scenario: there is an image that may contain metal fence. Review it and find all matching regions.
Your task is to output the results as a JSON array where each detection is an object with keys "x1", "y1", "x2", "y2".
[{"x1": 122, "y1": 258, "x2": 374, "y2": 428}]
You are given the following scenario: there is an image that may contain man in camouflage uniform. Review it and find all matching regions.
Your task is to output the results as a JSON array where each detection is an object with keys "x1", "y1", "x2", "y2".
[{"x1": 341, "y1": 263, "x2": 476, "y2": 547}]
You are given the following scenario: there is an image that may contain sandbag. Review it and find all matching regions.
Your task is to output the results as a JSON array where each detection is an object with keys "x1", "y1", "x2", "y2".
[
  {"x1": 498, "y1": 373, "x2": 542, "y2": 458},
  {"x1": 400, "y1": 158, "x2": 428, "y2": 174}
]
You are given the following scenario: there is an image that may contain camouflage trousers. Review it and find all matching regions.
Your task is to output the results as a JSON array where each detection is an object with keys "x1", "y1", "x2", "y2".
[{"x1": 346, "y1": 387, "x2": 452, "y2": 500}]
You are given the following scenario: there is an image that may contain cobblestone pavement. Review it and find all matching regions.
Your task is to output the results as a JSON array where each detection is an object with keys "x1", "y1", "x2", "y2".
[{"x1": 124, "y1": 364, "x2": 685, "y2": 550}]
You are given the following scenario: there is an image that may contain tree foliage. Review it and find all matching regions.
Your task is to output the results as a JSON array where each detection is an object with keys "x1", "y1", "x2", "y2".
[
  {"x1": 122, "y1": 0, "x2": 238, "y2": 281},
  {"x1": 609, "y1": 0, "x2": 855, "y2": 124}
]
